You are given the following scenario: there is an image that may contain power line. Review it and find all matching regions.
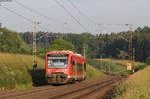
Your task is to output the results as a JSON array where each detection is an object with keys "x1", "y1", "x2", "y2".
[
  {"x1": 67, "y1": 0, "x2": 112, "y2": 33},
  {"x1": 0, "y1": 4, "x2": 53, "y2": 41},
  {"x1": 67, "y1": 0, "x2": 95, "y2": 25},
  {"x1": 0, "y1": 4, "x2": 51, "y2": 32},
  {"x1": 14, "y1": 0, "x2": 74, "y2": 32},
  {"x1": 14, "y1": 0, "x2": 55, "y2": 31},
  {"x1": 53, "y1": 0, "x2": 89, "y2": 32},
  {"x1": 67, "y1": 1, "x2": 133, "y2": 33},
  {"x1": 0, "y1": 4, "x2": 33, "y2": 23},
  {"x1": 14, "y1": 0, "x2": 64, "y2": 24}
]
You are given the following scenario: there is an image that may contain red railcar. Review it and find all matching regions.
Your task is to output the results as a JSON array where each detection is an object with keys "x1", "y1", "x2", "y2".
[{"x1": 45, "y1": 51, "x2": 86, "y2": 84}]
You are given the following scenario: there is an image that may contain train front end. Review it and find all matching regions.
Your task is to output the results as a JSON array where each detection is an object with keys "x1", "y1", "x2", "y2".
[{"x1": 45, "y1": 52, "x2": 71, "y2": 84}]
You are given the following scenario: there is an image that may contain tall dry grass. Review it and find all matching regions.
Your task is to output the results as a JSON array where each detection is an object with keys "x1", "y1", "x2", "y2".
[
  {"x1": 115, "y1": 66, "x2": 150, "y2": 99},
  {"x1": 0, "y1": 53, "x2": 45, "y2": 90}
]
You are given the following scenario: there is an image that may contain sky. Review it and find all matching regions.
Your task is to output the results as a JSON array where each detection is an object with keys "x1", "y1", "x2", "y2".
[{"x1": 0, "y1": 0, "x2": 150, "y2": 34}]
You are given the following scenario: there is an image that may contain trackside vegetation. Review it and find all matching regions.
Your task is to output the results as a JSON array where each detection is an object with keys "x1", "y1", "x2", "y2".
[
  {"x1": 0, "y1": 53, "x2": 45, "y2": 90},
  {"x1": 0, "y1": 53, "x2": 105, "y2": 90},
  {"x1": 115, "y1": 66, "x2": 150, "y2": 99},
  {"x1": 88, "y1": 58, "x2": 147, "y2": 75},
  {"x1": 86, "y1": 64, "x2": 106, "y2": 79},
  {"x1": 88, "y1": 59, "x2": 128, "y2": 75}
]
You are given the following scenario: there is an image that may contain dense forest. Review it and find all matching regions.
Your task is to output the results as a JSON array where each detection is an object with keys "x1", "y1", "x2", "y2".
[
  {"x1": 1, "y1": 26, "x2": 150, "y2": 64},
  {"x1": 20, "y1": 26, "x2": 150, "y2": 63}
]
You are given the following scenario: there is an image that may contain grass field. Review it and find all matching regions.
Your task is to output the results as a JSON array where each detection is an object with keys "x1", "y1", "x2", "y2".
[
  {"x1": 115, "y1": 66, "x2": 150, "y2": 99},
  {"x1": 101, "y1": 58, "x2": 145, "y2": 68},
  {"x1": 0, "y1": 53, "x2": 105, "y2": 90},
  {"x1": 89, "y1": 59, "x2": 129, "y2": 75},
  {"x1": 89, "y1": 58, "x2": 146, "y2": 75},
  {"x1": 86, "y1": 64, "x2": 106, "y2": 79}
]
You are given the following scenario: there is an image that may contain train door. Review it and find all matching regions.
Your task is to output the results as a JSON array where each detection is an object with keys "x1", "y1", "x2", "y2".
[
  {"x1": 74, "y1": 61, "x2": 77, "y2": 80},
  {"x1": 71, "y1": 59, "x2": 77, "y2": 80},
  {"x1": 82, "y1": 63, "x2": 85, "y2": 79}
]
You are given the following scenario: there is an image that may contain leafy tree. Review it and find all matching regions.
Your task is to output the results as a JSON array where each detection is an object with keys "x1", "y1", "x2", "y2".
[
  {"x1": 0, "y1": 27, "x2": 27, "y2": 53},
  {"x1": 49, "y1": 39, "x2": 75, "y2": 52}
]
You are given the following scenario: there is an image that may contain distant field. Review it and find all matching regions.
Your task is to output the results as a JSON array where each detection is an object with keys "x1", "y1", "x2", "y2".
[
  {"x1": 0, "y1": 53, "x2": 104, "y2": 90},
  {"x1": 89, "y1": 58, "x2": 146, "y2": 75},
  {"x1": 115, "y1": 66, "x2": 150, "y2": 99},
  {"x1": 89, "y1": 59, "x2": 129, "y2": 75},
  {"x1": 101, "y1": 58, "x2": 145, "y2": 67}
]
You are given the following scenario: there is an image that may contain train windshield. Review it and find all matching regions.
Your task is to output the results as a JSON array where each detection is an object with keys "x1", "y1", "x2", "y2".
[{"x1": 47, "y1": 54, "x2": 68, "y2": 69}]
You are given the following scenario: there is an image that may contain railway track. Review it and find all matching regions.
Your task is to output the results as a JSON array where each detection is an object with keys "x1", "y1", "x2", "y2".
[
  {"x1": 0, "y1": 85, "x2": 55, "y2": 99},
  {"x1": 0, "y1": 76, "x2": 125, "y2": 99},
  {"x1": 48, "y1": 76, "x2": 123, "y2": 99}
]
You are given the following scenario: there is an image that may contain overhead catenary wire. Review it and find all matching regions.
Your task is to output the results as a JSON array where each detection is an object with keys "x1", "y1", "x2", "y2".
[
  {"x1": 0, "y1": 4, "x2": 52, "y2": 41},
  {"x1": 67, "y1": 0, "x2": 112, "y2": 33},
  {"x1": 67, "y1": 1, "x2": 134, "y2": 33},
  {"x1": 14, "y1": 0, "x2": 67, "y2": 26},
  {"x1": 14, "y1": 0, "x2": 65, "y2": 24},
  {"x1": 13, "y1": 0, "x2": 55, "y2": 32},
  {"x1": 53, "y1": 0, "x2": 89, "y2": 32},
  {"x1": 14, "y1": 0, "x2": 74, "y2": 38},
  {"x1": 0, "y1": 4, "x2": 52, "y2": 32},
  {"x1": 0, "y1": 4, "x2": 33, "y2": 23},
  {"x1": 67, "y1": 0, "x2": 95, "y2": 25}
]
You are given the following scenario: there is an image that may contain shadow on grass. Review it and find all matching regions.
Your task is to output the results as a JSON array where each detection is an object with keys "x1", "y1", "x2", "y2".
[{"x1": 28, "y1": 69, "x2": 47, "y2": 87}]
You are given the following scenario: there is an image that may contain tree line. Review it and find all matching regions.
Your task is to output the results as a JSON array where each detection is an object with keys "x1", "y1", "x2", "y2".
[{"x1": 1, "y1": 26, "x2": 150, "y2": 64}]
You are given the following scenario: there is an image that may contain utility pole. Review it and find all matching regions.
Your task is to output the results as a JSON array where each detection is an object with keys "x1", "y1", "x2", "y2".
[
  {"x1": 129, "y1": 24, "x2": 133, "y2": 61},
  {"x1": 126, "y1": 24, "x2": 134, "y2": 72},
  {"x1": 83, "y1": 41, "x2": 88, "y2": 58},
  {"x1": 125, "y1": 24, "x2": 133, "y2": 61},
  {"x1": 100, "y1": 55, "x2": 103, "y2": 70},
  {"x1": 132, "y1": 48, "x2": 135, "y2": 72},
  {"x1": 83, "y1": 45, "x2": 86, "y2": 58},
  {"x1": 32, "y1": 21, "x2": 40, "y2": 70},
  {"x1": 133, "y1": 48, "x2": 135, "y2": 61}
]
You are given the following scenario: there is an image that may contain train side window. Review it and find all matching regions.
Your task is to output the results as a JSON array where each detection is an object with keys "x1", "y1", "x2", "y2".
[{"x1": 77, "y1": 63, "x2": 83, "y2": 72}]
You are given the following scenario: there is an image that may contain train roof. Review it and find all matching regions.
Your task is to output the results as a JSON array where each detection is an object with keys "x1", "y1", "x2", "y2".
[{"x1": 46, "y1": 51, "x2": 85, "y2": 58}]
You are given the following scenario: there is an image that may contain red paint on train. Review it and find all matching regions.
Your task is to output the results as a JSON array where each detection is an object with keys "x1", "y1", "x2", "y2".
[{"x1": 45, "y1": 51, "x2": 86, "y2": 84}]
